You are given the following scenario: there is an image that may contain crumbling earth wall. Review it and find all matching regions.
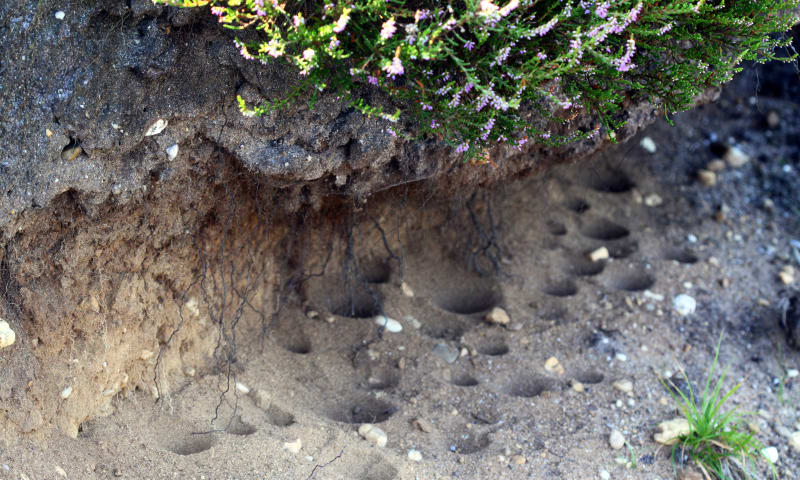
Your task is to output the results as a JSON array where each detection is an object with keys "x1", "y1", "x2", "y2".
[{"x1": 0, "y1": 0, "x2": 680, "y2": 439}]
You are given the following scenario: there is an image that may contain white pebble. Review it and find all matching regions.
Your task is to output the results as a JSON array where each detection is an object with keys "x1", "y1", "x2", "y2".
[
  {"x1": 408, "y1": 449, "x2": 423, "y2": 462},
  {"x1": 374, "y1": 315, "x2": 402, "y2": 333},
  {"x1": 588, "y1": 247, "x2": 609, "y2": 262},
  {"x1": 54, "y1": 11, "x2": 65, "y2": 20},
  {"x1": 687, "y1": 234, "x2": 698, "y2": 243},
  {"x1": 612, "y1": 379, "x2": 633, "y2": 394},
  {"x1": 144, "y1": 119, "x2": 168, "y2": 137},
  {"x1": 60, "y1": 386, "x2": 73, "y2": 399},
  {"x1": 600, "y1": 470, "x2": 611, "y2": 480},
  {"x1": 640, "y1": 136, "x2": 657, "y2": 153},
  {"x1": 615, "y1": 353, "x2": 627, "y2": 362},
  {"x1": 789, "y1": 432, "x2": 800, "y2": 452},
  {"x1": 0, "y1": 321, "x2": 15, "y2": 349},
  {"x1": 358, "y1": 424, "x2": 388, "y2": 448},
  {"x1": 166, "y1": 144, "x2": 179, "y2": 160},
  {"x1": 787, "y1": 369, "x2": 799, "y2": 378},
  {"x1": 673, "y1": 294, "x2": 697, "y2": 316},
  {"x1": 401, "y1": 282, "x2": 414, "y2": 297},
  {"x1": 283, "y1": 438, "x2": 302, "y2": 454},
  {"x1": 762, "y1": 446, "x2": 779, "y2": 464},
  {"x1": 235, "y1": 382, "x2": 250, "y2": 394},
  {"x1": 609, "y1": 430, "x2": 625, "y2": 450}
]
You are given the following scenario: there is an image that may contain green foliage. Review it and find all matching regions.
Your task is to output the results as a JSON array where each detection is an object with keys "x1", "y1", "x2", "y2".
[
  {"x1": 156, "y1": 0, "x2": 799, "y2": 161},
  {"x1": 664, "y1": 336, "x2": 775, "y2": 480}
]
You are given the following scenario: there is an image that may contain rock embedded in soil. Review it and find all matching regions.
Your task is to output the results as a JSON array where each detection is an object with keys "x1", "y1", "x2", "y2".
[
  {"x1": 724, "y1": 145, "x2": 750, "y2": 168},
  {"x1": 609, "y1": 430, "x2": 625, "y2": 450},
  {"x1": 283, "y1": 439, "x2": 302, "y2": 454},
  {"x1": 510, "y1": 454, "x2": 526, "y2": 465},
  {"x1": 762, "y1": 446, "x2": 779, "y2": 464},
  {"x1": 411, "y1": 417, "x2": 434, "y2": 433},
  {"x1": 654, "y1": 418, "x2": 690, "y2": 445},
  {"x1": 374, "y1": 315, "x2": 403, "y2": 333},
  {"x1": 644, "y1": 193, "x2": 663, "y2": 207},
  {"x1": 544, "y1": 356, "x2": 565, "y2": 375},
  {"x1": 789, "y1": 431, "x2": 800, "y2": 452},
  {"x1": 588, "y1": 247, "x2": 610, "y2": 262},
  {"x1": 485, "y1": 307, "x2": 510, "y2": 326},
  {"x1": 571, "y1": 380, "x2": 585, "y2": 393},
  {"x1": 401, "y1": 282, "x2": 414, "y2": 297},
  {"x1": 697, "y1": 169, "x2": 717, "y2": 187},
  {"x1": 673, "y1": 294, "x2": 696, "y2": 316},
  {"x1": 0, "y1": 321, "x2": 15, "y2": 348},
  {"x1": 358, "y1": 424, "x2": 388, "y2": 448},
  {"x1": 640, "y1": 136, "x2": 657, "y2": 153},
  {"x1": 612, "y1": 379, "x2": 633, "y2": 394},
  {"x1": 433, "y1": 343, "x2": 459, "y2": 364},
  {"x1": 778, "y1": 266, "x2": 795, "y2": 285},
  {"x1": 408, "y1": 449, "x2": 423, "y2": 462},
  {"x1": 706, "y1": 159, "x2": 726, "y2": 172}
]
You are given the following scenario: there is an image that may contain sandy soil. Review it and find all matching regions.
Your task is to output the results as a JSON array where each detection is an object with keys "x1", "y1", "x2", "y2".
[{"x1": 1, "y1": 64, "x2": 799, "y2": 480}]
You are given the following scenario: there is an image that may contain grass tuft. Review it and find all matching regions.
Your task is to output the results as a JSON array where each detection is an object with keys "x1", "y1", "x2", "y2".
[{"x1": 664, "y1": 335, "x2": 775, "y2": 480}]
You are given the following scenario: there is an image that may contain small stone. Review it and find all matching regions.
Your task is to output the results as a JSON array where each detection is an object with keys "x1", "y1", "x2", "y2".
[
  {"x1": 763, "y1": 198, "x2": 775, "y2": 210},
  {"x1": 358, "y1": 424, "x2": 388, "y2": 448},
  {"x1": 706, "y1": 159, "x2": 726, "y2": 172},
  {"x1": 599, "y1": 470, "x2": 611, "y2": 480},
  {"x1": 401, "y1": 282, "x2": 414, "y2": 297},
  {"x1": 113, "y1": 468, "x2": 122, "y2": 477},
  {"x1": 654, "y1": 418, "x2": 690, "y2": 445},
  {"x1": 374, "y1": 315, "x2": 402, "y2": 333},
  {"x1": 588, "y1": 247, "x2": 609, "y2": 262},
  {"x1": 697, "y1": 169, "x2": 716, "y2": 187},
  {"x1": 433, "y1": 343, "x2": 459, "y2": 364},
  {"x1": 306, "y1": 310, "x2": 319, "y2": 319},
  {"x1": 778, "y1": 266, "x2": 794, "y2": 285},
  {"x1": 761, "y1": 446, "x2": 779, "y2": 464},
  {"x1": 644, "y1": 193, "x2": 663, "y2": 207},
  {"x1": 788, "y1": 432, "x2": 800, "y2": 452},
  {"x1": 404, "y1": 315, "x2": 421, "y2": 329},
  {"x1": 571, "y1": 380, "x2": 585, "y2": 393},
  {"x1": 544, "y1": 356, "x2": 565, "y2": 375},
  {"x1": 284, "y1": 438, "x2": 302, "y2": 454},
  {"x1": 411, "y1": 417, "x2": 434, "y2": 433},
  {"x1": 0, "y1": 321, "x2": 16, "y2": 349},
  {"x1": 766, "y1": 110, "x2": 780, "y2": 129},
  {"x1": 334, "y1": 174, "x2": 347, "y2": 186},
  {"x1": 786, "y1": 369, "x2": 799, "y2": 378},
  {"x1": 140, "y1": 350, "x2": 153, "y2": 361},
  {"x1": 144, "y1": 119, "x2": 168, "y2": 137},
  {"x1": 235, "y1": 382, "x2": 250, "y2": 394},
  {"x1": 615, "y1": 353, "x2": 627, "y2": 362},
  {"x1": 408, "y1": 449, "x2": 423, "y2": 462},
  {"x1": 165, "y1": 144, "x2": 179, "y2": 160},
  {"x1": 183, "y1": 366, "x2": 195, "y2": 377},
  {"x1": 609, "y1": 430, "x2": 625, "y2": 450},
  {"x1": 46, "y1": 128, "x2": 53, "y2": 137},
  {"x1": 708, "y1": 257, "x2": 720, "y2": 267},
  {"x1": 724, "y1": 146, "x2": 749, "y2": 168},
  {"x1": 60, "y1": 386, "x2": 73, "y2": 399},
  {"x1": 54, "y1": 11, "x2": 65, "y2": 20},
  {"x1": 485, "y1": 307, "x2": 510, "y2": 326},
  {"x1": 55, "y1": 465, "x2": 67, "y2": 477},
  {"x1": 510, "y1": 454, "x2": 526, "y2": 465},
  {"x1": 640, "y1": 136, "x2": 657, "y2": 153},
  {"x1": 612, "y1": 379, "x2": 633, "y2": 394},
  {"x1": 673, "y1": 294, "x2": 696, "y2": 316}
]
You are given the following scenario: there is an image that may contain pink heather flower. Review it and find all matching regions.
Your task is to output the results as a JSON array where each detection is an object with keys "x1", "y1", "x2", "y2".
[
  {"x1": 615, "y1": 38, "x2": 637, "y2": 72},
  {"x1": 630, "y1": 2, "x2": 643, "y2": 22},
  {"x1": 499, "y1": 0, "x2": 519, "y2": 17},
  {"x1": 658, "y1": 23, "x2": 673, "y2": 35},
  {"x1": 333, "y1": 9, "x2": 350, "y2": 33},
  {"x1": 383, "y1": 56, "x2": 404, "y2": 77},
  {"x1": 329, "y1": 36, "x2": 340, "y2": 49},
  {"x1": 368, "y1": 75, "x2": 378, "y2": 86},
  {"x1": 478, "y1": 0, "x2": 499, "y2": 17},
  {"x1": 303, "y1": 49, "x2": 315, "y2": 60},
  {"x1": 211, "y1": 6, "x2": 224, "y2": 16},
  {"x1": 380, "y1": 18, "x2": 397, "y2": 40},
  {"x1": 537, "y1": 51, "x2": 547, "y2": 60},
  {"x1": 430, "y1": 119, "x2": 440, "y2": 128},
  {"x1": 464, "y1": 41, "x2": 476, "y2": 51},
  {"x1": 595, "y1": 1, "x2": 610, "y2": 19},
  {"x1": 414, "y1": 9, "x2": 430, "y2": 22},
  {"x1": 293, "y1": 14, "x2": 304, "y2": 27},
  {"x1": 421, "y1": 103, "x2": 433, "y2": 111},
  {"x1": 455, "y1": 142, "x2": 470, "y2": 153},
  {"x1": 239, "y1": 44, "x2": 253, "y2": 60},
  {"x1": 541, "y1": 131, "x2": 551, "y2": 139},
  {"x1": 534, "y1": 17, "x2": 558, "y2": 37}
]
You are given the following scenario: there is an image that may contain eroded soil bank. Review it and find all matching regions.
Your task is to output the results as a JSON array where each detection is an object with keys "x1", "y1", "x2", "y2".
[{"x1": 0, "y1": 57, "x2": 799, "y2": 479}]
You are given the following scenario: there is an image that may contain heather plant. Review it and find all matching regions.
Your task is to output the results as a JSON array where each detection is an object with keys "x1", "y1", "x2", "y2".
[{"x1": 157, "y1": 0, "x2": 799, "y2": 161}]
